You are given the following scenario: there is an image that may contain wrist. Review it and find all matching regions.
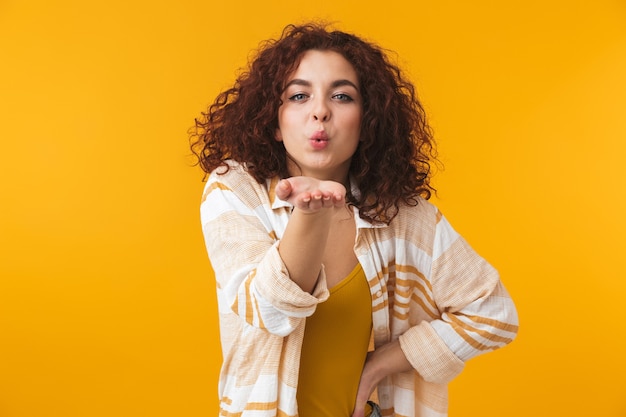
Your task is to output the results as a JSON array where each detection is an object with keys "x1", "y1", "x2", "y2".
[{"x1": 369, "y1": 340, "x2": 413, "y2": 380}]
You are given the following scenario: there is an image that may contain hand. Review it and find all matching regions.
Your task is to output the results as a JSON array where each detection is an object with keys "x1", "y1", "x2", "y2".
[
  {"x1": 275, "y1": 176, "x2": 346, "y2": 213},
  {"x1": 351, "y1": 352, "x2": 379, "y2": 417},
  {"x1": 351, "y1": 340, "x2": 414, "y2": 417}
]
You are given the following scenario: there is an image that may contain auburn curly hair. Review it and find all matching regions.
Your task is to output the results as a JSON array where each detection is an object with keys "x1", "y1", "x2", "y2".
[{"x1": 189, "y1": 22, "x2": 438, "y2": 224}]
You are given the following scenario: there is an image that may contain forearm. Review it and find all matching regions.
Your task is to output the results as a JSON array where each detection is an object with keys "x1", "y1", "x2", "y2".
[
  {"x1": 278, "y1": 205, "x2": 333, "y2": 293},
  {"x1": 352, "y1": 340, "x2": 413, "y2": 417},
  {"x1": 274, "y1": 177, "x2": 346, "y2": 293},
  {"x1": 364, "y1": 339, "x2": 413, "y2": 386}
]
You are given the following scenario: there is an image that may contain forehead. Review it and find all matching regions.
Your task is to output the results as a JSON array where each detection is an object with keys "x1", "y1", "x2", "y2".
[{"x1": 287, "y1": 49, "x2": 359, "y2": 84}]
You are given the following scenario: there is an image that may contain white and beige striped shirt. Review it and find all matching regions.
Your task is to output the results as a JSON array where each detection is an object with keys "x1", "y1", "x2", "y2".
[{"x1": 200, "y1": 161, "x2": 518, "y2": 417}]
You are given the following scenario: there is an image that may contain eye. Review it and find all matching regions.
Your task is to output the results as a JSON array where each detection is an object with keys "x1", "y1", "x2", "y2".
[
  {"x1": 288, "y1": 93, "x2": 308, "y2": 102},
  {"x1": 333, "y1": 93, "x2": 354, "y2": 102}
]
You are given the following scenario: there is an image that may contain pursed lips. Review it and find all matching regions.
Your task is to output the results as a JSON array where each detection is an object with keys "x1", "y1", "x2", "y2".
[
  {"x1": 309, "y1": 130, "x2": 330, "y2": 150},
  {"x1": 310, "y1": 130, "x2": 329, "y2": 141}
]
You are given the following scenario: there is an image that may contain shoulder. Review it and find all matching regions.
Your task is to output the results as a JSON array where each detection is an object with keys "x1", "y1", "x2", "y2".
[
  {"x1": 207, "y1": 160, "x2": 252, "y2": 186},
  {"x1": 394, "y1": 196, "x2": 442, "y2": 226},
  {"x1": 369, "y1": 198, "x2": 448, "y2": 253},
  {"x1": 206, "y1": 161, "x2": 264, "y2": 193},
  {"x1": 203, "y1": 160, "x2": 277, "y2": 209}
]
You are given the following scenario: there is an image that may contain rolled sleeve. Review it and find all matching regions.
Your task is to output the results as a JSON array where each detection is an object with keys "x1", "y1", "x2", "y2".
[
  {"x1": 253, "y1": 242, "x2": 329, "y2": 317},
  {"x1": 398, "y1": 321, "x2": 465, "y2": 384}
]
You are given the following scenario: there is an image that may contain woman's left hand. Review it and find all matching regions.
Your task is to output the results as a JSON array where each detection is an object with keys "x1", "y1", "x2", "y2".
[{"x1": 352, "y1": 340, "x2": 414, "y2": 417}]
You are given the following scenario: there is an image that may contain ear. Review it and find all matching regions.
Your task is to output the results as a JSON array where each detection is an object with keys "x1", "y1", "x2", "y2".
[{"x1": 275, "y1": 128, "x2": 283, "y2": 142}]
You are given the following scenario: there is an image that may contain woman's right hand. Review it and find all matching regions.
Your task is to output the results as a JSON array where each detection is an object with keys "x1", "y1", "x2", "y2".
[{"x1": 275, "y1": 177, "x2": 347, "y2": 213}]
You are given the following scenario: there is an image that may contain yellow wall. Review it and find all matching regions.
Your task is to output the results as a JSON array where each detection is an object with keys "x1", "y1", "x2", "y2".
[{"x1": 1, "y1": 1, "x2": 625, "y2": 416}]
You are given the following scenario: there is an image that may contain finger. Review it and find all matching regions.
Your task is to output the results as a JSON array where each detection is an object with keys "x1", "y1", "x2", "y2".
[
  {"x1": 275, "y1": 179, "x2": 292, "y2": 200},
  {"x1": 300, "y1": 193, "x2": 311, "y2": 205},
  {"x1": 310, "y1": 190, "x2": 324, "y2": 200},
  {"x1": 308, "y1": 193, "x2": 324, "y2": 211},
  {"x1": 333, "y1": 193, "x2": 346, "y2": 207}
]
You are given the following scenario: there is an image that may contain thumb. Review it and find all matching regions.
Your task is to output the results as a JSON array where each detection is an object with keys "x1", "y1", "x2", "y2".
[{"x1": 275, "y1": 179, "x2": 292, "y2": 201}]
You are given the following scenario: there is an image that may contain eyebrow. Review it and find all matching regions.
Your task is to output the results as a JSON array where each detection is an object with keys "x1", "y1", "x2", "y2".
[{"x1": 284, "y1": 78, "x2": 360, "y2": 91}]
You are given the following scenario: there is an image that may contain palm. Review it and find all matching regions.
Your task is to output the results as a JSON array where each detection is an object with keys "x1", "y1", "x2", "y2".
[{"x1": 275, "y1": 176, "x2": 347, "y2": 212}]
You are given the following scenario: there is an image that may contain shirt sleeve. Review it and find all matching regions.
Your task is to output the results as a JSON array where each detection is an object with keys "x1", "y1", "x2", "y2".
[
  {"x1": 200, "y1": 168, "x2": 329, "y2": 337},
  {"x1": 399, "y1": 212, "x2": 519, "y2": 384}
]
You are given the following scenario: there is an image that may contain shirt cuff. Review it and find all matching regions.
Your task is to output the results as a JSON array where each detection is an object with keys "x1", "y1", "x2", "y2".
[
  {"x1": 398, "y1": 321, "x2": 465, "y2": 384},
  {"x1": 254, "y1": 243, "x2": 330, "y2": 315}
]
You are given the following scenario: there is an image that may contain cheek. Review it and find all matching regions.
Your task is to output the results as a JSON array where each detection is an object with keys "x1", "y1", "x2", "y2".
[{"x1": 350, "y1": 112, "x2": 363, "y2": 133}]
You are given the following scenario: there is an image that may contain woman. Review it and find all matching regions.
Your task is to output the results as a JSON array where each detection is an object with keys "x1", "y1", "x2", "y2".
[{"x1": 190, "y1": 22, "x2": 518, "y2": 417}]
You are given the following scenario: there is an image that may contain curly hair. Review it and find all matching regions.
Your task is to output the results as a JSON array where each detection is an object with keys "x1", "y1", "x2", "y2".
[{"x1": 189, "y1": 22, "x2": 438, "y2": 224}]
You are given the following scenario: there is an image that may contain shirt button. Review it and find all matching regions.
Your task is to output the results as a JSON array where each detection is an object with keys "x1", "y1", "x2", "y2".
[{"x1": 375, "y1": 290, "x2": 383, "y2": 297}]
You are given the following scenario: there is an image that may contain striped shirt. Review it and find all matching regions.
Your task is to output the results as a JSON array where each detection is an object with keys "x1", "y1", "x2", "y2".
[{"x1": 200, "y1": 161, "x2": 518, "y2": 417}]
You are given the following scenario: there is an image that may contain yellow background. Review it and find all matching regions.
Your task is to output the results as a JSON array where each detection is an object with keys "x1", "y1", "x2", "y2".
[{"x1": 1, "y1": 0, "x2": 625, "y2": 416}]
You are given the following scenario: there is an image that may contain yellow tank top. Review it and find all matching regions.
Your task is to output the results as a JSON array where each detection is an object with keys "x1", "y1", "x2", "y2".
[{"x1": 297, "y1": 263, "x2": 372, "y2": 417}]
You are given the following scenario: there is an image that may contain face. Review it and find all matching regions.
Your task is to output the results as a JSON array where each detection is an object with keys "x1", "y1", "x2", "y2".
[{"x1": 276, "y1": 49, "x2": 362, "y2": 183}]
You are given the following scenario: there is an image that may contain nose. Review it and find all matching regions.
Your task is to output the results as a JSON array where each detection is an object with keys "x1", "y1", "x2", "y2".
[{"x1": 312, "y1": 97, "x2": 330, "y2": 122}]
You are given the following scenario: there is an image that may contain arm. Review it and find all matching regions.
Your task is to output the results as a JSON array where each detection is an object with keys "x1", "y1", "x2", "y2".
[
  {"x1": 400, "y1": 214, "x2": 518, "y2": 381},
  {"x1": 352, "y1": 212, "x2": 518, "y2": 416},
  {"x1": 201, "y1": 168, "x2": 346, "y2": 335},
  {"x1": 351, "y1": 340, "x2": 412, "y2": 417},
  {"x1": 274, "y1": 177, "x2": 346, "y2": 293}
]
